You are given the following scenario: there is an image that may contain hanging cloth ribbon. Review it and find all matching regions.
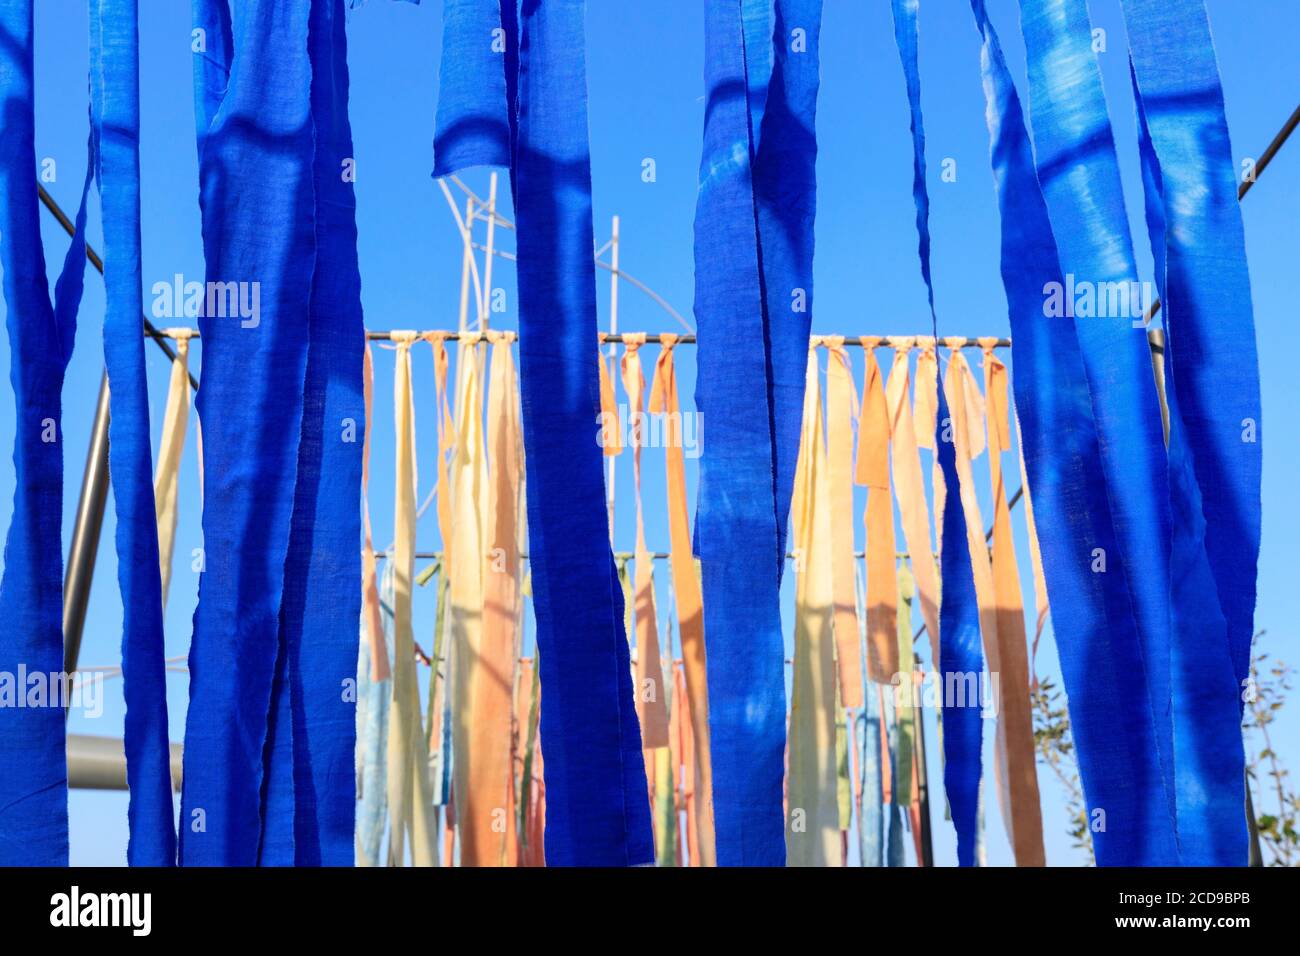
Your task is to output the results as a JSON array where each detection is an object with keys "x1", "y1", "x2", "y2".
[
  {"x1": 933, "y1": 380, "x2": 984, "y2": 868},
  {"x1": 619, "y1": 335, "x2": 670, "y2": 751},
  {"x1": 693, "y1": 0, "x2": 785, "y2": 861},
  {"x1": 0, "y1": 0, "x2": 92, "y2": 866},
  {"x1": 1122, "y1": 0, "x2": 1255, "y2": 864},
  {"x1": 882, "y1": 343, "x2": 939, "y2": 670},
  {"x1": 787, "y1": 348, "x2": 843, "y2": 867},
  {"x1": 448, "y1": 333, "x2": 493, "y2": 865},
  {"x1": 890, "y1": 2, "x2": 987, "y2": 865},
  {"x1": 182, "y1": 0, "x2": 309, "y2": 865},
  {"x1": 894, "y1": 562, "x2": 917, "y2": 808},
  {"x1": 968, "y1": 0, "x2": 1177, "y2": 865},
  {"x1": 361, "y1": 344, "x2": 390, "y2": 683},
  {"x1": 510, "y1": 0, "x2": 653, "y2": 865},
  {"x1": 355, "y1": 562, "x2": 393, "y2": 867},
  {"x1": 90, "y1": 0, "x2": 176, "y2": 866},
  {"x1": 853, "y1": 337, "x2": 899, "y2": 685},
  {"x1": 822, "y1": 338, "x2": 865, "y2": 703},
  {"x1": 471, "y1": 330, "x2": 525, "y2": 866},
  {"x1": 649, "y1": 334, "x2": 716, "y2": 864},
  {"x1": 153, "y1": 329, "x2": 192, "y2": 611},
  {"x1": 433, "y1": 0, "x2": 517, "y2": 175},
  {"x1": 1017, "y1": 0, "x2": 1179, "y2": 853},
  {"x1": 385, "y1": 333, "x2": 438, "y2": 866},
  {"x1": 692, "y1": 0, "x2": 824, "y2": 867},
  {"x1": 977, "y1": 339, "x2": 1045, "y2": 866}
]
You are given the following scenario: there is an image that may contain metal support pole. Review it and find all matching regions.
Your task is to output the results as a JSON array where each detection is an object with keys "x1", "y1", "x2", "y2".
[{"x1": 62, "y1": 373, "x2": 111, "y2": 680}]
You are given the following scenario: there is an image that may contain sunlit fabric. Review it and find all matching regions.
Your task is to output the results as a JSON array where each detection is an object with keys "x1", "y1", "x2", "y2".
[
  {"x1": 971, "y1": 0, "x2": 1178, "y2": 865},
  {"x1": 693, "y1": 0, "x2": 785, "y2": 867},
  {"x1": 433, "y1": 0, "x2": 516, "y2": 175},
  {"x1": 0, "y1": 0, "x2": 90, "y2": 867},
  {"x1": 1122, "y1": 0, "x2": 1256, "y2": 865},
  {"x1": 1016, "y1": 0, "x2": 1180, "y2": 859},
  {"x1": 90, "y1": 0, "x2": 176, "y2": 866},
  {"x1": 181, "y1": 0, "x2": 364, "y2": 866},
  {"x1": 511, "y1": 0, "x2": 654, "y2": 865}
]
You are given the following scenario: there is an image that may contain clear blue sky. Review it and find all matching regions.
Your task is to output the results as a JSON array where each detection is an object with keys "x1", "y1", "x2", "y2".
[{"x1": 2, "y1": 0, "x2": 1295, "y2": 866}]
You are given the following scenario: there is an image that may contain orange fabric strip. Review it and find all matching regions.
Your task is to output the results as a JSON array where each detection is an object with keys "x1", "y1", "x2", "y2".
[
  {"x1": 855, "y1": 337, "x2": 900, "y2": 684},
  {"x1": 883, "y1": 341, "x2": 941, "y2": 670},
  {"x1": 620, "y1": 334, "x2": 671, "y2": 749},
  {"x1": 822, "y1": 337, "x2": 865, "y2": 705},
  {"x1": 598, "y1": 352, "x2": 623, "y2": 456},
  {"x1": 978, "y1": 339, "x2": 1045, "y2": 866},
  {"x1": 455, "y1": 331, "x2": 525, "y2": 866},
  {"x1": 649, "y1": 334, "x2": 715, "y2": 865}
]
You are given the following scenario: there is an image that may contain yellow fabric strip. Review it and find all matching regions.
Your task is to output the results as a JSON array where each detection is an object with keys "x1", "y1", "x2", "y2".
[
  {"x1": 386, "y1": 331, "x2": 437, "y2": 866},
  {"x1": 976, "y1": 338, "x2": 1045, "y2": 867},
  {"x1": 787, "y1": 347, "x2": 843, "y2": 867},
  {"x1": 360, "y1": 344, "x2": 390, "y2": 683},
  {"x1": 620, "y1": 334, "x2": 671, "y2": 750},
  {"x1": 854, "y1": 336, "x2": 900, "y2": 684},
  {"x1": 452, "y1": 331, "x2": 524, "y2": 866},
  {"x1": 152, "y1": 328, "x2": 191, "y2": 610},
  {"x1": 649, "y1": 334, "x2": 715, "y2": 865},
  {"x1": 821, "y1": 337, "x2": 865, "y2": 706},
  {"x1": 883, "y1": 341, "x2": 941, "y2": 670}
]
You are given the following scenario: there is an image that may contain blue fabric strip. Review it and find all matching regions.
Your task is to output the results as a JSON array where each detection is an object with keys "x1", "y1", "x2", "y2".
[
  {"x1": 750, "y1": 0, "x2": 822, "y2": 577},
  {"x1": 433, "y1": 0, "x2": 514, "y2": 175},
  {"x1": 934, "y1": 384, "x2": 983, "y2": 867},
  {"x1": 856, "y1": 704, "x2": 883, "y2": 866},
  {"x1": 1016, "y1": 0, "x2": 1178, "y2": 836},
  {"x1": 259, "y1": 0, "x2": 367, "y2": 867},
  {"x1": 90, "y1": 0, "x2": 177, "y2": 867},
  {"x1": 968, "y1": 0, "x2": 1178, "y2": 865},
  {"x1": 1122, "y1": 0, "x2": 1252, "y2": 865},
  {"x1": 890, "y1": 0, "x2": 985, "y2": 864},
  {"x1": 181, "y1": 0, "x2": 318, "y2": 866},
  {"x1": 888, "y1": 0, "x2": 937, "y2": 327},
  {"x1": 512, "y1": 0, "x2": 653, "y2": 866},
  {"x1": 0, "y1": 0, "x2": 90, "y2": 866},
  {"x1": 694, "y1": 0, "x2": 787, "y2": 867}
]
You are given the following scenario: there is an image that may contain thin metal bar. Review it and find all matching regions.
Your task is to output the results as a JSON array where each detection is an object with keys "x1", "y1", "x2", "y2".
[
  {"x1": 151, "y1": 328, "x2": 1016, "y2": 348},
  {"x1": 37, "y1": 183, "x2": 198, "y2": 391},
  {"x1": 62, "y1": 375, "x2": 111, "y2": 680}
]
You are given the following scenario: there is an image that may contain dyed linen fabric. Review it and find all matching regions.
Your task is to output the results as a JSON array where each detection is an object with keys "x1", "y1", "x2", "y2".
[
  {"x1": 889, "y1": 0, "x2": 937, "y2": 324},
  {"x1": 693, "y1": 0, "x2": 786, "y2": 867},
  {"x1": 1016, "y1": 0, "x2": 1177, "y2": 840},
  {"x1": 787, "y1": 349, "x2": 842, "y2": 867},
  {"x1": 511, "y1": 0, "x2": 653, "y2": 866},
  {"x1": 1122, "y1": 0, "x2": 1255, "y2": 864},
  {"x1": 90, "y1": 0, "x2": 176, "y2": 866},
  {"x1": 933, "y1": 383, "x2": 983, "y2": 868},
  {"x1": 969, "y1": 0, "x2": 1178, "y2": 865},
  {"x1": 0, "y1": 0, "x2": 91, "y2": 867},
  {"x1": 748, "y1": 0, "x2": 822, "y2": 571},
  {"x1": 153, "y1": 330, "x2": 193, "y2": 610},
  {"x1": 433, "y1": 0, "x2": 517, "y2": 176},
  {"x1": 181, "y1": 0, "x2": 363, "y2": 866}
]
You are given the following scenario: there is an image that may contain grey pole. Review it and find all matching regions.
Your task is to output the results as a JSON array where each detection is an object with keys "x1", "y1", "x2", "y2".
[{"x1": 62, "y1": 373, "x2": 111, "y2": 680}]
